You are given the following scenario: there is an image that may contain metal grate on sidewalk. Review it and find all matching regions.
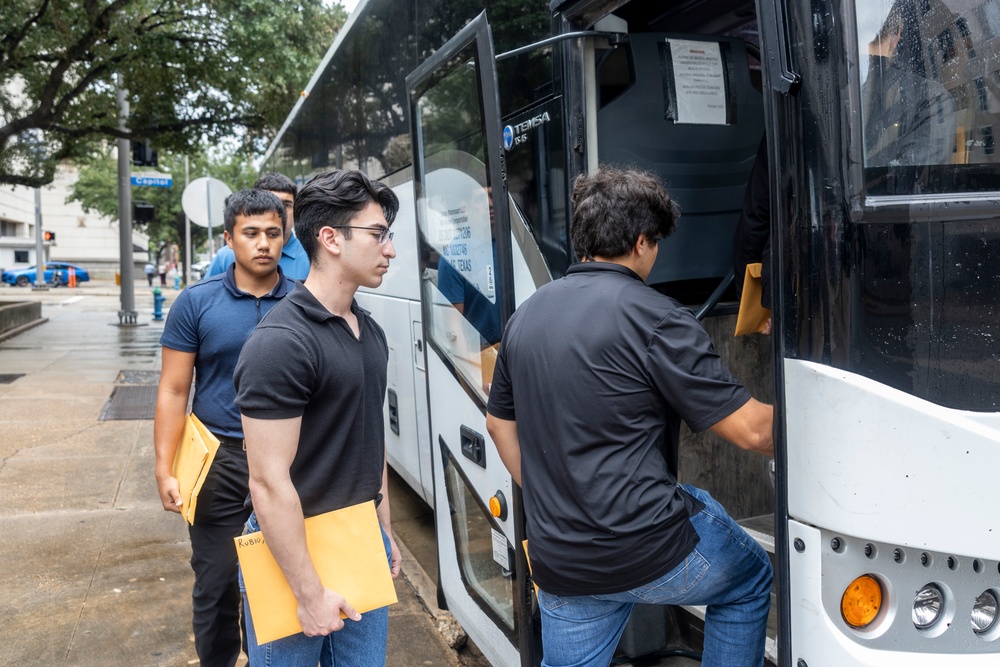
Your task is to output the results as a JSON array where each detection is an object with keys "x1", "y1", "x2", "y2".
[
  {"x1": 0, "y1": 373, "x2": 25, "y2": 384},
  {"x1": 114, "y1": 370, "x2": 161, "y2": 385},
  {"x1": 99, "y1": 369, "x2": 161, "y2": 421}
]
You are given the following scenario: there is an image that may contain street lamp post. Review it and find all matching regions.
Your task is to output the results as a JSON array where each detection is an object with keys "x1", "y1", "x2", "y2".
[
  {"x1": 32, "y1": 185, "x2": 47, "y2": 290},
  {"x1": 116, "y1": 74, "x2": 138, "y2": 325}
]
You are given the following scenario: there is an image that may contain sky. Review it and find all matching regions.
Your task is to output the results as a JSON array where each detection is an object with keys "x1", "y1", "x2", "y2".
[{"x1": 337, "y1": 0, "x2": 361, "y2": 15}]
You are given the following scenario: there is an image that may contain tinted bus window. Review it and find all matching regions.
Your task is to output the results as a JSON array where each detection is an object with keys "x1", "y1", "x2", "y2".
[
  {"x1": 266, "y1": 0, "x2": 551, "y2": 183},
  {"x1": 856, "y1": 0, "x2": 1000, "y2": 195}
]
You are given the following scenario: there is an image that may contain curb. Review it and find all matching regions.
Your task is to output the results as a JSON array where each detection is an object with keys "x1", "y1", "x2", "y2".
[
  {"x1": 395, "y1": 534, "x2": 468, "y2": 650},
  {"x1": 0, "y1": 317, "x2": 48, "y2": 342}
]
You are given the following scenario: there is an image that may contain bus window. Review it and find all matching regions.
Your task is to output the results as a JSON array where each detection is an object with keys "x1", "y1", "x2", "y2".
[{"x1": 856, "y1": 0, "x2": 1000, "y2": 195}]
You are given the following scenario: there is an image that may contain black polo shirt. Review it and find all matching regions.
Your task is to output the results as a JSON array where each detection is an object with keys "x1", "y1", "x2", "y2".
[
  {"x1": 487, "y1": 262, "x2": 750, "y2": 596},
  {"x1": 234, "y1": 283, "x2": 387, "y2": 519}
]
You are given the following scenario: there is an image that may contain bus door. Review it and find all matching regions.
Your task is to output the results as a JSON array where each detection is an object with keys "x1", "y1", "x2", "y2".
[{"x1": 406, "y1": 13, "x2": 530, "y2": 667}]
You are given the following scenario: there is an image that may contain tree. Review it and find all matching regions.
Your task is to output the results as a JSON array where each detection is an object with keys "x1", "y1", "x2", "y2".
[
  {"x1": 68, "y1": 145, "x2": 256, "y2": 263},
  {"x1": 0, "y1": 0, "x2": 347, "y2": 187}
]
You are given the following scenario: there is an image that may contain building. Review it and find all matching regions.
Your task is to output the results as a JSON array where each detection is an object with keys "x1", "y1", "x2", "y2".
[{"x1": 0, "y1": 160, "x2": 149, "y2": 280}]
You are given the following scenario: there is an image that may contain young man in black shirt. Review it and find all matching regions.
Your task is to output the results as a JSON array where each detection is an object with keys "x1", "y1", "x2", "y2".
[
  {"x1": 487, "y1": 166, "x2": 774, "y2": 667},
  {"x1": 233, "y1": 170, "x2": 401, "y2": 666}
]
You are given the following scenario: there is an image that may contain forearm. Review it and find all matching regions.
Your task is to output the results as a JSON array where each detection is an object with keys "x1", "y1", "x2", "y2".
[
  {"x1": 251, "y1": 475, "x2": 324, "y2": 603},
  {"x1": 486, "y1": 414, "x2": 522, "y2": 486},
  {"x1": 376, "y1": 455, "x2": 391, "y2": 534},
  {"x1": 376, "y1": 449, "x2": 402, "y2": 578},
  {"x1": 709, "y1": 397, "x2": 775, "y2": 456},
  {"x1": 153, "y1": 390, "x2": 189, "y2": 480}
]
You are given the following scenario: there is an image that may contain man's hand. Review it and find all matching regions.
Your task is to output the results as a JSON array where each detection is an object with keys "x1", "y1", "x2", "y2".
[
  {"x1": 297, "y1": 588, "x2": 362, "y2": 636},
  {"x1": 156, "y1": 474, "x2": 183, "y2": 513},
  {"x1": 388, "y1": 532, "x2": 402, "y2": 578}
]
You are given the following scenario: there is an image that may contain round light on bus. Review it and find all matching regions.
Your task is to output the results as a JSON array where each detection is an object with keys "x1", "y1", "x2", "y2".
[
  {"x1": 972, "y1": 590, "x2": 999, "y2": 635},
  {"x1": 913, "y1": 584, "x2": 945, "y2": 629},
  {"x1": 841, "y1": 574, "x2": 883, "y2": 628}
]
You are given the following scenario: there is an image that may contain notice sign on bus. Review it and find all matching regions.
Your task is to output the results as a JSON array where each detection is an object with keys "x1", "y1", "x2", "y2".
[{"x1": 667, "y1": 39, "x2": 727, "y2": 125}]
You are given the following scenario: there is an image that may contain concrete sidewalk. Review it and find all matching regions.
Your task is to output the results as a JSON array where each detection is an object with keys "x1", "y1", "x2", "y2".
[{"x1": 0, "y1": 280, "x2": 465, "y2": 666}]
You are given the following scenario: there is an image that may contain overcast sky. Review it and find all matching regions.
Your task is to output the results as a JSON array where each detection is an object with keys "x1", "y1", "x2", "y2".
[{"x1": 338, "y1": 0, "x2": 361, "y2": 15}]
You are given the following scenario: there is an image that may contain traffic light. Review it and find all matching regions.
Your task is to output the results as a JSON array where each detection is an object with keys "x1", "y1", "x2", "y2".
[
  {"x1": 43, "y1": 230, "x2": 56, "y2": 242},
  {"x1": 133, "y1": 202, "x2": 155, "y2": 223},
  {"x1": 132, "y1": 142, "x2": 158, "y2": 167}
]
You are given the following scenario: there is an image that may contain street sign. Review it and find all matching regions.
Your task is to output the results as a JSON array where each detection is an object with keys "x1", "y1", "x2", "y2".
[
  {"x1": 131, "y1": 172, "x2": 173, "y2": 188},
  {"x1": 181, "y1": 177, "x2": 232, "y2": 229}
]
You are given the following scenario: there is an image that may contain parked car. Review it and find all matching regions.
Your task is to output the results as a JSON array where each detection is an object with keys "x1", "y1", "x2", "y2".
[
  {"x1": 190, "y1": 260, "x2": 211, "y2": 282},
  {"x1": 1, "y1": 262, "x2": 91, "y2": 287}
]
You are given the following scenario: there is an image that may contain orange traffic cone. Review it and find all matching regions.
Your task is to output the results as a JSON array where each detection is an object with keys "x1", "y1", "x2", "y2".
[{"x1": 68, "y1": 267, "x2": 77, "y2": 288}]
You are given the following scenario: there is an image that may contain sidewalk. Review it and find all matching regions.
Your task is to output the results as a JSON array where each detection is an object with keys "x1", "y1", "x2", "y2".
[{"x1": 0, "y1": 280, "x2": 465, "y2": 666}]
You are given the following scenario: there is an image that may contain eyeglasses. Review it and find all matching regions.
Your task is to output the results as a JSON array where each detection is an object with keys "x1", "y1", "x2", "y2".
[{"x1": 329, "y1": 225, "x2": 394, "y2": 245}]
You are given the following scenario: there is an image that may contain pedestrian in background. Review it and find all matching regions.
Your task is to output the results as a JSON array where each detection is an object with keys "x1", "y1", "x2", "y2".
[
  {"x1": 234, "y1": 169, "x2": 401, "y2": 666},
  {"x1": 154, "y1": 189, "x2": 294, "y2": 667},
  {"x1": 206, "y1": 172, "x2": 311, "y2": 281},
  {"x1": 487, "y1": 166, "x2": 775, "y2": 667},
  {"x1": 158, "y1": 263, "x2": 167, "y2": 286},
  {"x1": 144, "y1": 262, "x2": 155, "y2": 287}
]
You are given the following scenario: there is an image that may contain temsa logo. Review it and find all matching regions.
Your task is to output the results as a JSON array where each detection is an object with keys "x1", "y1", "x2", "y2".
[{"x1": 503, "y1": 111, "x2": 551, "y2": 150}]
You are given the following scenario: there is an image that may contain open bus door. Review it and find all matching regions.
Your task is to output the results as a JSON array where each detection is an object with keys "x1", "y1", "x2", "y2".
[{"x1": 406, "y1": 13, "x2": 533, "y2": 667}]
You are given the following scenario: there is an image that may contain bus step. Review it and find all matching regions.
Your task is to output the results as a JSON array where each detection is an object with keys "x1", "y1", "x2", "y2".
[
  {"x1": 677, "y1": 514, "x2": 780, "y2": 665},
  {"x1": 738, "y1": 513, "x2": 775, "y2": 554}
]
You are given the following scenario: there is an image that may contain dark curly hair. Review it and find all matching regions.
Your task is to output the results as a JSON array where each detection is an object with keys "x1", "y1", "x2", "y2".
[{"x1": 570, "y1": 166, "x2": 679, "y2": 261}]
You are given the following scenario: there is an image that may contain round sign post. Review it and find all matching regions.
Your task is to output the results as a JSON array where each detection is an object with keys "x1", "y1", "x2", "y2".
[{"x1": 181, "y1": 177, "x2": 233, "y2": 259}]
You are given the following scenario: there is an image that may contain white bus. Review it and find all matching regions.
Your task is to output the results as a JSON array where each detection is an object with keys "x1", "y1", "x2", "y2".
[{"x1": 263, "y1": 1, "x2": 1000, "y2": 664}]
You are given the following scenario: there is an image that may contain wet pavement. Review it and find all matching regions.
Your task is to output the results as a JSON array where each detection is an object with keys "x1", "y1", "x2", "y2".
[{"x1": 0, "y1": 280, "x2": 469, "y2": 666}]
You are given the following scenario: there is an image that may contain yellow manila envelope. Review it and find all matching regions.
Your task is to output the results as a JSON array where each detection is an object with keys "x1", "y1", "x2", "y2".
[
  {"x1": 171, "y1": 413, "x2": 220, "y2": 525},
  {"x1": 235, "y1": 500, "x2": 398, "y2": 645},
  {"x1": 734, "y1": 262, "x2": 773, "y2": 336}
]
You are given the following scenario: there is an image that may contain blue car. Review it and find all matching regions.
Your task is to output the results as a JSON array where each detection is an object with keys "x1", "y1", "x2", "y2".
[{"x1": 1, "y1": 262, "x2": 91, "y2": 287}]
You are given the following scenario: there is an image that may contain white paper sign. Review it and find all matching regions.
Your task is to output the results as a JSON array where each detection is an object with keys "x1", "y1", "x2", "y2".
[
  {"x1": 491, "y1": 529, "x2": 510, "y2": 570},
  {"x1": 668, "y1": 39, "x2": 728, "y2": 125}
]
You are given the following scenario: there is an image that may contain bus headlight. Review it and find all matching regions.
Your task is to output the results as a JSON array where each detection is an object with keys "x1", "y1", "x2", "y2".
[
  {"x1": 913, "y1": 583, "x2": 945, "y2": 629},
  {"x1": 841, "y1": 574, "x2": 882, "y2": 629},
  {"x1": 972, "y1": 590, "x2": 998, "y2": 635}
]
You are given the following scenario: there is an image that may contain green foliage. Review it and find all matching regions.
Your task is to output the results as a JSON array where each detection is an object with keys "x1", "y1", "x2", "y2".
[
  {"x1": 0, "y1": 0, "x2": 347, "y2": 187},
  {"x1": 68, "y1": 145, "x2": 256, "y2": 256}
]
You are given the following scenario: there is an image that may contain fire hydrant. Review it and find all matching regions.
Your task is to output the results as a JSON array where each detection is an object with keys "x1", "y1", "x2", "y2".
[{"x1": 152, "y1": 288, "x2": 166, "y2": 321}]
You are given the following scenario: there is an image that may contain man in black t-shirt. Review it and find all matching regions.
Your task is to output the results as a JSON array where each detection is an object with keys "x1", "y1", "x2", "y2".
[
  {"x1": 487, "y1": 167, "x2": 774, "y2": 667},
  {"x1": 233, "y1": 170, "x2": 401, "y2": 667}
]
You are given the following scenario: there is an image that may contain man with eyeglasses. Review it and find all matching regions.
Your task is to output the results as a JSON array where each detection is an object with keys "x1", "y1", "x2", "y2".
[
  {"x1": 206, "y1": 173, "x2": 311, "y2": 281},
  {"x1": 233, "y1": 169, "x2": 402, "y2": 666}
]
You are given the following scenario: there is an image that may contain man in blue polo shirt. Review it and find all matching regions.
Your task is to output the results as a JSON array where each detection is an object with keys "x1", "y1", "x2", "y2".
[
  {"x1": 154, "y1": 189, "x2": 295, "y2": 667},
  {"x1": 205, "y1": 172, "x2": 311, "y2": 281},
  {"x1": 487, "y1": 166, "x2": 775, "y2": 667}
]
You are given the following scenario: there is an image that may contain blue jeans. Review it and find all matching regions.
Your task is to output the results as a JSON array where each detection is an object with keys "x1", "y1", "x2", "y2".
[
  {"x1": 536, "y1": 485, "x2": 772, "y2": 667},
  {"x1": 238, "y1": 512, "x2": 392, "y2": 666}
]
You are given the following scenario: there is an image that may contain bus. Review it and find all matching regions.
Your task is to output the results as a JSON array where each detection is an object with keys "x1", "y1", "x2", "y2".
[{"x1": 262, "y1": 0, "x2": 1000, "y2": 665}]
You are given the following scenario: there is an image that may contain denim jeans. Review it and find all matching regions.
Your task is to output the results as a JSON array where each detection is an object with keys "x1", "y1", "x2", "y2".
[
  {"x1": 238, "y1": 512, "x2": 392, "y2": 667},
  {"x1": 536, "y1": 485, "x2": 772, "y2": 667}
]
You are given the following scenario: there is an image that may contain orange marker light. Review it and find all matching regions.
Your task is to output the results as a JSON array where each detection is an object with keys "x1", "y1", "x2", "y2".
[
  {"x1": 842, "y1": 574, "x2": 883, "y2": 629},
  {"x1": 489, "y1": 491, "x2": 507, "y2": 521}
]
